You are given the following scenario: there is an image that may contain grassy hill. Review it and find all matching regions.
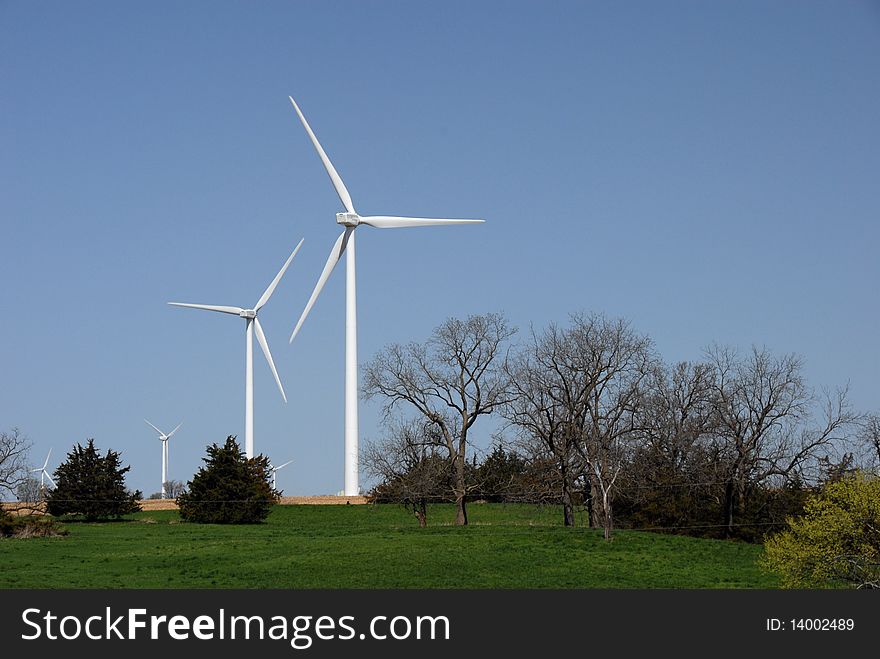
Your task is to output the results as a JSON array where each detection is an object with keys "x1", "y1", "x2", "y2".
[{"x1": 0, "y1": 504, "x2": 778, "y2": 588}]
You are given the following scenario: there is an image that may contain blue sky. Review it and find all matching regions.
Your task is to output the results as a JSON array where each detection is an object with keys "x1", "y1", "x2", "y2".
[{"x1": 2, "y1": 1, "x2": 878, "y2": 497}]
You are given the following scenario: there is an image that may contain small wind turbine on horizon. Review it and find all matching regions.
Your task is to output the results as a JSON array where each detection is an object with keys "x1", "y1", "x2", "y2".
[
  {"x1": 286, "y1": 96, "x2": 484, "y2": 496},
  {"x1": 269, "y1": 458, "x2": 293, "y2": 491},
  {"x1": 169, "y1": 238, "x2": 304, "y2": 458},
  {"x1": 144, "y1": 419, "x2": 182, "y2": 499},
  {"x1": 32, "y1": 450, "x2": 56, "y2": 490}
]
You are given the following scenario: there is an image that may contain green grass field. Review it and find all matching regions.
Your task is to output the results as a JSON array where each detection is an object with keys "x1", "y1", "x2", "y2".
[{"x1": 0, "y1": 504, "x2": 778, "y2": 588}]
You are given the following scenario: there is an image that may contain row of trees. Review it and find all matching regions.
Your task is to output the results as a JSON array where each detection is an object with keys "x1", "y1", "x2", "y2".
[{"x1": 363, "y1": 312, "x2": 877, "y2": 538}]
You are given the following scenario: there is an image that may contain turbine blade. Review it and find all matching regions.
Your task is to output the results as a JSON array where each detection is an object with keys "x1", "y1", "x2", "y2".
[
  {"x1": 46, "y1": 473, "x2": 57, "y2": 489},
  {"x1": 42, "y1": 449, "x2": 52, "y2": 470},
  {"x1": 359, "y1": 215, "x2": 485, "y2": 229},
  {"x1": 289, "y1": 227, "x2": 352, "y2": 342},
  {"x1": 254, "y1": 318, "x2": 286, "y2": 403},
  {"x1": 168, "y1": 302, "x2": 244, "y2": 315},
  {"x1": 255, "y1": 238, "x2": 305, "y2": 311},
  {"x1": 288, "y1": 96, "x2": 355, "y2": 214},
  {"x1": 276, "y1": 459, "x2": 294, "y2": 471},
  {"x1": 144, "y1": 419, "x2": 165, "y2": 435},
  {"x1": 166, "y1": 422, "x2": 183, "y2": 439}
]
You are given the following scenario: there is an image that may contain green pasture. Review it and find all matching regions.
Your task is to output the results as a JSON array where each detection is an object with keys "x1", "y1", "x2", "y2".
[{"x1": 0, "y1": 504, "x2": 777, "y2": 588}]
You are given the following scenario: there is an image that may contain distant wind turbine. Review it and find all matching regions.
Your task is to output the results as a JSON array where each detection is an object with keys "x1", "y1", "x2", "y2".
[
  {"x1": 287, "y1": 96, "x2": 484, "y2": 495},
  {"x1": 169, "y1": 238, "x2": 304, "y2": 458},
  {"x1": 144, "y1": 419, "x2": 182, "y2": 499},
  {"x1": 269, "y1": 458, "x2": 293, "y2": 491},
  {"x1": 32, "y1": 450, "x2": 56, "y2": 489}
]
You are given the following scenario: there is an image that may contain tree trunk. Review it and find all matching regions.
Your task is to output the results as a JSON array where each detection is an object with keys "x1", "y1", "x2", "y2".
[
  {"x1": 560, "y1": 462, "x2": 575, "y2": 527},
  {"x1": 723, "y1": 479, "x2": 736, "y2": 538},
  {"x1": 454, "y1": 454, "x2": 468, "y2": 525},
  {"x1": 415, "y1": 499, "x2": 427, "y2": 528},
  {"x1": 589, "y1": 477, "x2": 603, "y2": 528},
  {"x1": 603, "y1": 490, "x2": 613, "y2": 541},
  {"x1": 455, "y1": 493, "x2": 468, "y2": 525}
]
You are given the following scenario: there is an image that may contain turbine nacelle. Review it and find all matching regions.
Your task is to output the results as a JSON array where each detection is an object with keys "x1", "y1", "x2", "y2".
[
  {"x1": 239, "y1": 309, "x2": 257, "y2": 319},
  {"x1": 336, "y1": 212, "x2": 360, "y2": 227}
]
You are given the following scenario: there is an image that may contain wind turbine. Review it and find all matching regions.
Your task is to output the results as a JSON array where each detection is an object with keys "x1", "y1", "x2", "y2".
[
  {"x1": 144, "y1": 419, "x2": 182, "y2": 499},
  {"x1": 269, "y1": 458, "x2": 293, "y2": 491},
  {"x1": 287, "y1": 96, "x2": 484, "y2": 496},
  {"x1": 32, "y1": 450, "x2": 56, "y2": 490},
  {"x1": 169, "y1": 238, "x2": 304, "y2": 458}
]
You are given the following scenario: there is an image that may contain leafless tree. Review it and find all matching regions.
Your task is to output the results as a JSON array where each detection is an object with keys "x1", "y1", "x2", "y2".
[
  {"x1": 16, "y1": 476, "x2": 44, "y2": 504},
  {"x1": 363, "y1": 312, "x2": 516, "y2": 525},
  {"x1": 570, "y1": 314, "x2": 654, "y2": 540},
  {"x1": 362, "y1": 417, "x2": 449, "y2": 526},
  {"x1": 623, "y1": 361, "x2": 719, "y2": 527},
  {"x1": 857, "y1": 413, "x2": 880, "y2": 470},
  {"x1": 636, "y1": 361, "x2": 716, "y2": 471},
  {"x1": 706, "y1": 344, "x2": 855, "y2": 536},
  {"x1": 1, "y1": 427, "x2": 31, "y2": 502},
  {"x1": 503, "y1": 323, "x2": 587, "y2": 526},
  {"x1": 163, "y1": 480, "x2": 187, "y2": 498},
  {"x1": 505, "y1": 314, "x2": 652, "y2": 537}
]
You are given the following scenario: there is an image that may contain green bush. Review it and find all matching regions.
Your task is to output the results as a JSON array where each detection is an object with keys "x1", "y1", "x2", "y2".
[
  {"x1": 177, "y1": 436, "x2": 277, "y2": 524},
  {"x1": 762, "y1": 473, "x2": 880, "y2": 588},
  {"x1": 45, "y1": 440, "x2": 141, "y2": 521}
]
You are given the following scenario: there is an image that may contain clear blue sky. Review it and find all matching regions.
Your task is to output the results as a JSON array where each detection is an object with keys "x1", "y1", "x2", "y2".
[{"x1": 2, "y1": 1, "x2": 878, "y2": 497}]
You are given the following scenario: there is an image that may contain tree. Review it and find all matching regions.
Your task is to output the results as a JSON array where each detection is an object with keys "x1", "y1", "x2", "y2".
[
  {"x1": 474, "y1": 443, "x2": 529, "y2": 503},
  {"x1": 1, "y1": 427, "x2": 31, "y2": 501},
  {"x1": 364, "y1": 312, "x2": 515, "y2": 526},
  {"x1": 857, "y1": 413, "x2": 880, "y2": 470},
  {"x1": 571, "y1": 314, "x2": 653, "y2": 540},
  {"x1": 763, "y1": 473, "x2": 880, "y2": 588},
  {"x1": 164, "y1": 479, "x2": 187, "y2": 498},
  {"x1": 16, "y1": 477, "x2": 44, "y2": 504},
  {"x1": 503, "y1": 323, "x2": 586, "y2": 526},
  {"x1": 45, "y1": 440, "x2": 141, "y2": 520},
  {"x1": 621, "y1": 360, "x2": 719, "y2": 532},
  {"x1": 363, "y1": 418, "x2": 450, "y2": 527},
  {"x1": 177, "y1": 436, "x2": 277, "y2": 524},
  {"x1": 707, "y1": 345, "x2": 855, "y2": 537}
]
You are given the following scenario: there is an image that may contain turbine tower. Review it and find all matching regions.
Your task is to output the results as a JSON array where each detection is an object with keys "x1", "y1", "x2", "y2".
[
  {"x1": 31, "y1": 450, "x2": 56, "y2": 490},
  {"x1": 287, "y1": 96, "x2": 484, "y2": 496},
  {"x1": 269, "y1": 458, "x2": 293, "y2": 491},
  {"x1": 170, "y1": 238, "x2": 303, "y2": 458},
  {"x1": 144, "y1": 419, "x2": 182, "y2": 498}
]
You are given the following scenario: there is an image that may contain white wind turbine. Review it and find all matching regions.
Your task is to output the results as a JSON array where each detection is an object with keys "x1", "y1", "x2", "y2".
[
  {"x1": 169, "y1": 238, "x2": 304, "y2": 458},
  {"x1": 287, "y1": 96, "x2": 484, "y2": 496},
  {"x1": 31, "y1": 450, "x2": 56, "y2": 490},
  {"x1": 144, "y1": 419, "x2": 182, "y2": 499},
  {"x1": 269, "y1": 458, "x2": 293, "y2": 491}
]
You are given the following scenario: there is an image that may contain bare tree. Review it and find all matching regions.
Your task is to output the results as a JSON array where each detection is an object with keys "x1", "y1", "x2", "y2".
[
  {"x1": 504, "y1": 314, "x2": 652, "y2": 537},
  {"x1": 570, "y1": 314, "x2": 653, "y2": 540},
  {"x1": 1, "y1": 427, "x2": 31, "y2": 501},
  {"x1": 637, "y1": 361, "x2": 716, "y2": 471},
  {"x1": 363, "y1": 313, "x2": 515, "y2": 525},
  {"x1": 363, "y1": 417, "x2": 449, "y2": 526},
  {"x1": 163, "y1": 480, "x2": 187, "y2": 498},
  {"x1": 16, "y1": 476, "x2": 44, "y2": 504},
  {"x1": 857, "y1": 413, "x2": 880, "y2": 470},
  {"x1": 503, "y1": 323, "x2": 586, "y2": 526},
  {"x1": 623, "y1": 360, "x2": 718, "y2": 528},
  {"x1": 707, "y1": 345, "x2": 855, "y2": 536}
]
